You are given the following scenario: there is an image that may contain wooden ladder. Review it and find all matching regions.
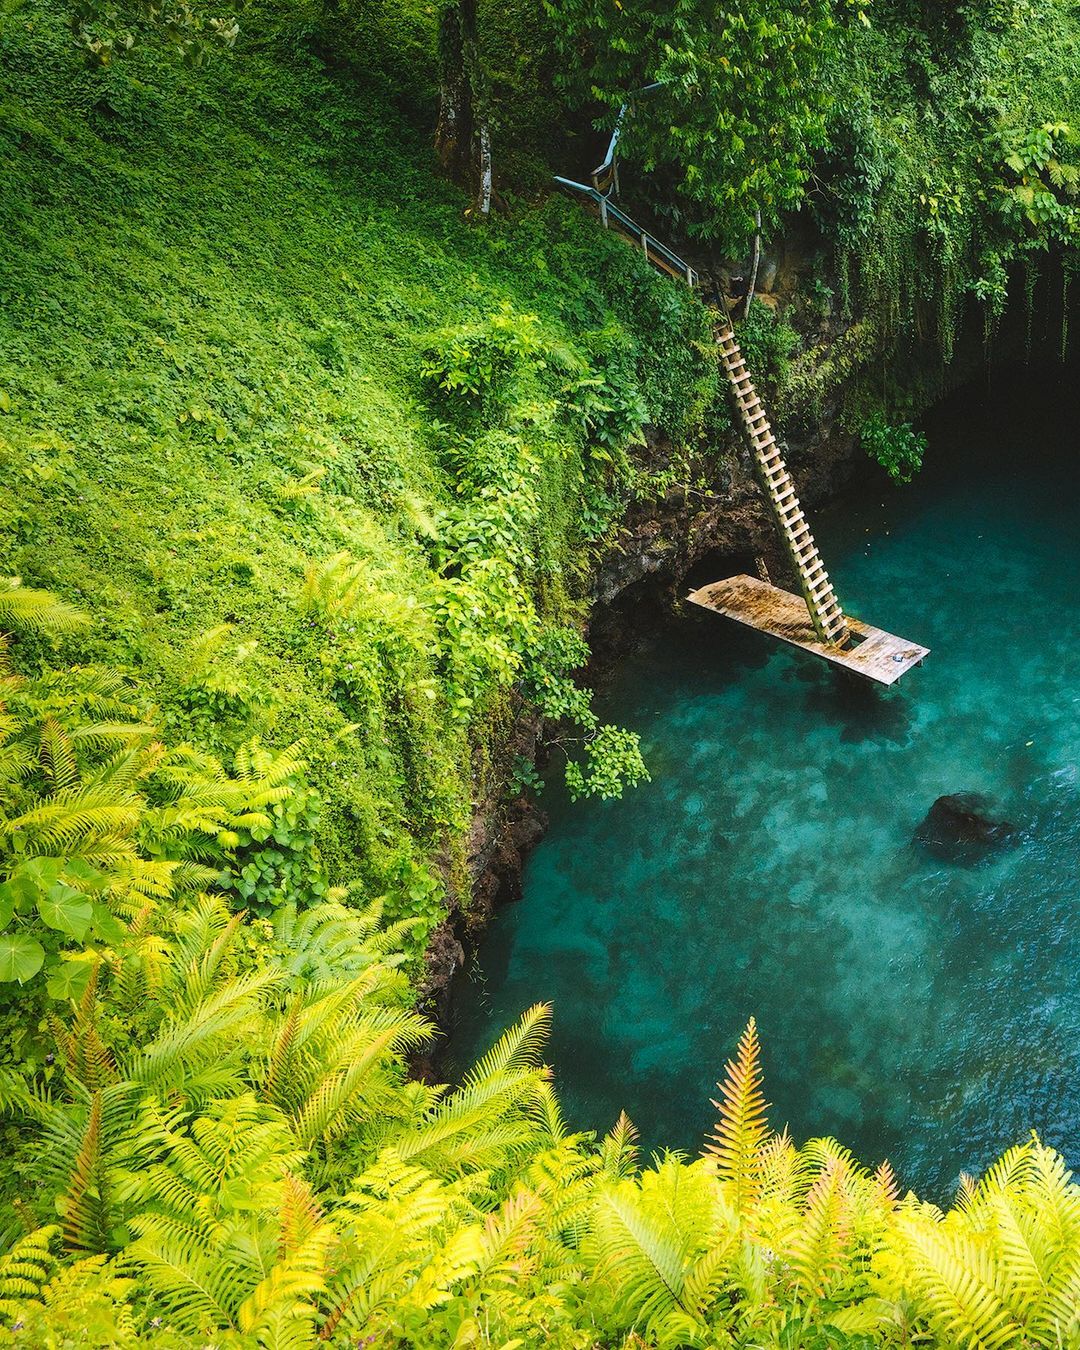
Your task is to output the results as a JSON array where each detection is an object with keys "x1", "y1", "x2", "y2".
[{"x1": 715, "y1": 315, "x2": 849, "y2": 648}]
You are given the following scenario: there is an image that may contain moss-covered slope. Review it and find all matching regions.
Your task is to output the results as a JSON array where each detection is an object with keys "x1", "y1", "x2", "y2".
[{"x1": 0, "y1": 1, "x2": 713, "y2": 917}]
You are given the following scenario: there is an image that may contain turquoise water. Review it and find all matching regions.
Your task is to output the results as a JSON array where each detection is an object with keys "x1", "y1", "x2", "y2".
[{"x1": 446, "y1": 370, "x2": 1080, "y2": 1199}]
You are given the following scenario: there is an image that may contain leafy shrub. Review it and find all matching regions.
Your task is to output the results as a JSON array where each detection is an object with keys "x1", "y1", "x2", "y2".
[
  {"x1": 420, "y1": 303, "x2": 549, "y2": 402},
  {"x1": 220, "y1": 766, "x2": 328, "y2": 917},
  {"x1": 737, "y1": 298, "x2": 799, "y2": 385},
  {"x1": 563, "y1": 723, "x2": 650, "y2": 802},
  {"x1": 861, "y1": 411, "x2": 927, "y2": 484}
]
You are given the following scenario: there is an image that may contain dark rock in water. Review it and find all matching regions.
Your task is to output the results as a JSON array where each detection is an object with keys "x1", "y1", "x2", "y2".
[{"x1": 914, "y1": 792, "x2": 1017, "y2": 860}]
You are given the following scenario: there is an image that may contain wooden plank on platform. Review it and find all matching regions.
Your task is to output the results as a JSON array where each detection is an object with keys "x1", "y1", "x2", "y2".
[{"x1": 688, "y1": 575, "x2": 929, "y2": 686}]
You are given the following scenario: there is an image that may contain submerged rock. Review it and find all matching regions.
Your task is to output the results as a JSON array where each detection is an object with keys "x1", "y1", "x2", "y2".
[{"x1": 914, "y1": 792, "x2": 1017, "y2": 860}]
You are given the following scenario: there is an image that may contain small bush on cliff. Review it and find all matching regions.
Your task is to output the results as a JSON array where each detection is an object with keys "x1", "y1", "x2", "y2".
[{"x1": 861, "y1": 411, "x2": 927, "y2": 484}]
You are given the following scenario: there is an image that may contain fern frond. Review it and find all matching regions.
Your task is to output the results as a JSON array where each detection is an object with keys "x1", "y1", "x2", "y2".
[
  {"x1": 898, "y1": 1215, "x2": 1024, "y2": 1350},
  {"x1": 601, "y1": 1111, "x2": 640, "y2": 1182},
  {"x1": 0, "y1": 1226, "x2": 60, "y2": 1313},
  {"x1": 37, "y1": 717, "x2": 79, "y2": 794},
  {"x1": 59, "y1": 1089, "x2": 111, "y2": 1254},
  {"x1": 875, "y1": 1158, "x2": 900, "y2": 1207},
  {"x1": 0, "y1": 581, "x2": 89, "y2": 636},
  {"x1": 786, "y1": 1155, "x2": 849, "y2": 1300},
  {"x1": 461, "y1": 1003, "x2": 552, "y2": 1089},
  {"x1": 704, "y1": 1018, "x2": 770, "y2": 1218}
]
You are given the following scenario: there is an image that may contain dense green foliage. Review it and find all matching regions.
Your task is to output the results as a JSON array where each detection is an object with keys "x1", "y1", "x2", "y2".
[
  {"x1": 859, "y1": 414, "x2": 926, "y2": 484},
  {"x1": 818, "y1": 0, "x2": 1080, "y2": 358},
  {"x1": 1, "y1": 742, "x2": 1078, "y2": 1350},
  {"x1": 0, "y1": 0, "x2": 715, "y2": 933},
  {"x1": 4, "y1": 0, "x2": 1080, "y2": 1342},
  {"x1": 547, "y1": 0, "x2": 846, "y2": 247},
  {"x1": 549, "y1": 0, "x2": 1080, "y2": 371}
]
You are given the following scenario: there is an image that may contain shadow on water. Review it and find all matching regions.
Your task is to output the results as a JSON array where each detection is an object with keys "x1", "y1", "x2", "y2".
[{"x1": 446, "y1": 362, "x2": 1080, "y2": 1203}]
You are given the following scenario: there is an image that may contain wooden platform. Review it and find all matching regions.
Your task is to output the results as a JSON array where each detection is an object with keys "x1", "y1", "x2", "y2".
[{"x1": 688, "y1": 575, "x2": 929, "y2": 686}]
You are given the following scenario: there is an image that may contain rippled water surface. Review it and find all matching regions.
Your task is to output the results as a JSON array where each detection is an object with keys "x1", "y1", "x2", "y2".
[{"x1": 447, "y1": 370, "x2": 1080, "y2": 1198}]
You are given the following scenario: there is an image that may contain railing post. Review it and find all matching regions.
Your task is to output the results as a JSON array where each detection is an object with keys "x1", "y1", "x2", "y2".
[
  {"x1": 642, "y1": 234, "x2": 649, "y2": 263},
  {"x1": 600, "y1": 197, "x2": 608, "y2": 229}
]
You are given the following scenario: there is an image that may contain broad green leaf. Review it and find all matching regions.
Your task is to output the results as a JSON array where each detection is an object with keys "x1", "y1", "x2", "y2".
[
  {"x1": 62, "y1": 859, "x2": 109, "y2": 892},
  {"x1": 45, "y1": 954, "x2": 97, "y2": 1002},
  {"x1": 2, "y1": 858, "x2": 64, "y2": 918},
  {"x1": 90, "y1": 902, "x2": 127, "y2": 946},
  {"x1": 0, "y1": 935, "x2": 45, "y2": 983},
  {"x1": 38, "y1": 883, "x2": 93, "y2": 940},
  {"x1": 22, "y1": 858, "x2": 66, "y2": 885}
]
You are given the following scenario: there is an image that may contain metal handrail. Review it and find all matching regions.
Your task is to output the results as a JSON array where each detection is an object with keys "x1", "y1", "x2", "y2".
[
  {"x1": 589, "y1": 81, "x2": 664, "y2": 196},
  {"x1": 553, "y1": 177, "x2": 697, "y2": 286}
]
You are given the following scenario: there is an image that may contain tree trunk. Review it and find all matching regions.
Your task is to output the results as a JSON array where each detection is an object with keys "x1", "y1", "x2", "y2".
[
  {"x1": 435, "y1": 0, "x2": 490, "y2": 213},
  {"x1": 478, "y1": 120, "x2": 492, "y2": 215},
  {"x1": 744, "y1": 209, "x2": 762, "y2": 317}
]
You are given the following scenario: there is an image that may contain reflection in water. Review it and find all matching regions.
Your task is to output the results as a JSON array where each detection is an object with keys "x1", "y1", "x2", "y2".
[{"x1": 445, "y1": 369, "x2": 1080, "y2": 1200}]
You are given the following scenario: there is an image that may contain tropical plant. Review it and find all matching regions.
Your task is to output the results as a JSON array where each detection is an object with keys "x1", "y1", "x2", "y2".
[
  {"x1": 68, "y1": 0, "x2": 238, "y2": 67},
  {"x1": 860, "y1": 413, "x2": 926, "y2": 484},
  {"x1": 546, "y1": 0, "x2": 848, "y2": 246}
]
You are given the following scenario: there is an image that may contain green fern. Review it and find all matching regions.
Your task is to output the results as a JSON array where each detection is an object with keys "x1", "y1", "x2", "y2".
[
  {"x1": 704, "y1": 1017, "x2": 771, "y2": 1218},
  {"x1": 0, "y1": 581, "x2": 89, "y2": 638},
  {"x1": 0, "y1": 1226, "x2": 60, "y2": 1321}
]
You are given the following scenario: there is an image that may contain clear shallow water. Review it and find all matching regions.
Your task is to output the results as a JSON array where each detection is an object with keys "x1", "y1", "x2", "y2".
[{"x1": 446, "y1": 369, "x2": 1080, "y2": 1200}]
